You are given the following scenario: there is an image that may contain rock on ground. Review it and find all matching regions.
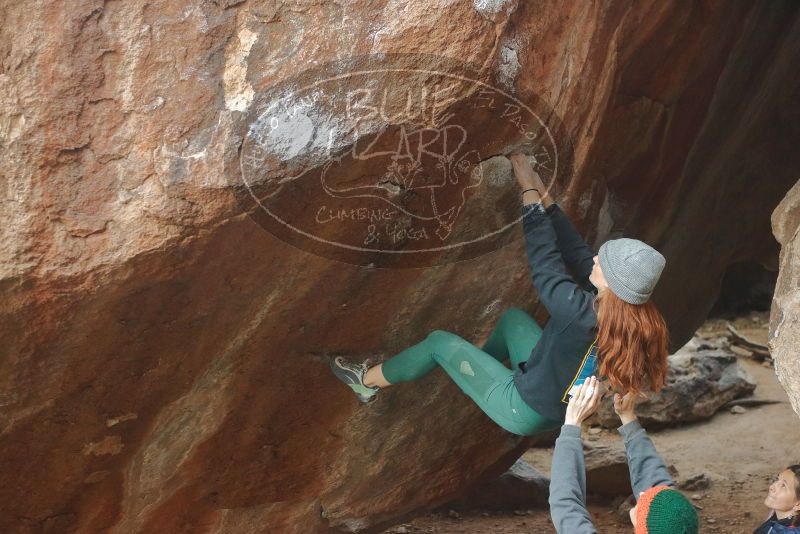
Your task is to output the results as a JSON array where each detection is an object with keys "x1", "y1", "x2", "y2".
[
  {"x1": 590, "y1": 339, "x2": 756, "y2": 429},
  {"x1": 770, "y1": 179, "x2": 800, "y2": 419}
]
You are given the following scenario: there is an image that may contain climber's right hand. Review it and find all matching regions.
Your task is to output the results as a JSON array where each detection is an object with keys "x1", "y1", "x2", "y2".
[{"x1": 508, "y1": 152, "x2": 545, "y2": 192}]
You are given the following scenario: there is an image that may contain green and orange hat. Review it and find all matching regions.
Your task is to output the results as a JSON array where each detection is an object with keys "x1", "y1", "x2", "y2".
[{"x1": 635, "y1": 486, "x2": 699, "y2": 534}]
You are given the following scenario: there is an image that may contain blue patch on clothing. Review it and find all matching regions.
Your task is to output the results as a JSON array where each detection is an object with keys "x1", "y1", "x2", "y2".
[{"x1": 561, "y1": 340, "x2": 598, "y2": 403}]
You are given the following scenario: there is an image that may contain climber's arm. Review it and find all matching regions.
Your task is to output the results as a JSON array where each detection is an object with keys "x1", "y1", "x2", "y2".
[
  {"x1": 521, "y1": 203, "x2": 596, "y2": 327},
  {"x1": 547, "y1": 203, "x2": 597, "y2": 291}
]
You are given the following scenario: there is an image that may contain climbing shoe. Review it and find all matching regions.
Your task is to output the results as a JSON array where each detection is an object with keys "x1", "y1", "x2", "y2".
[{"x1": 330, "y1": 356, "x2": 380, "y2": 404}]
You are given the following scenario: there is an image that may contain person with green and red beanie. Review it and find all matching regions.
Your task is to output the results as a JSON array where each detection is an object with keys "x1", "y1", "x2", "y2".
[{"x1": 550, "y1": 376, "x2": 699, "y2": 533}]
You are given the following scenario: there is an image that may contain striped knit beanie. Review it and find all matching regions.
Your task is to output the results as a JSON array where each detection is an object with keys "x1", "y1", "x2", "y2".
[{"x1": 635, "y1": 486, "x2": 698, "y2": 534}]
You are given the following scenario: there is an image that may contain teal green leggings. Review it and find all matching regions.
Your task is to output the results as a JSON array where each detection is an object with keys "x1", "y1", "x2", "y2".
[{"x1": 381, "y1": 307, "x2": 561, "y2": 436}]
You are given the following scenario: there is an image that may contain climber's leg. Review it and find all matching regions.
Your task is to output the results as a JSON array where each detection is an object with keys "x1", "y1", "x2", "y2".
[
  {"x1": 333, "y1": 328, "x2": 463, "y2": 399},
  {"x1": 380, "y1": 329, "x2": 557, "y2": 435},
  {"x1": 480, "y1": 307, "x2": 544, "y2": 370},
  {"x1": 378, "y1": 330, "x2": 454, "y2": 385},
  {"x1": 364, "y1": 363, "x2": 390, "y2": 388},
  {"x1": 369, "y1": 307, "x2": 543, "y2": 388}
]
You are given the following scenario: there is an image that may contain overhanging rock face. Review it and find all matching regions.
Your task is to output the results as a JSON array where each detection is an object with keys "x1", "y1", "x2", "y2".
[{"x1": 1, "y1": 1, "x2": 799, "y2": 532}]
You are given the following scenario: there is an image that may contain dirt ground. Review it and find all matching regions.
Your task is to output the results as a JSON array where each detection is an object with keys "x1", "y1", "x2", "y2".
[{"x1": 380, "y1": 312, "x2": 800, "y2": 533}]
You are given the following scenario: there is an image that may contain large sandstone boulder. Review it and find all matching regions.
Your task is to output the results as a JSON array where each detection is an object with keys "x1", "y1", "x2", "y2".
[
  {"x1": 444, "y1": 459, "x2": 550, "y2": 512},
  {"x1": 1, "y1": 1, "x2": 799, "y2": 532},
  {"x1": 583, "y1": 442, "x2": 632, "y2": 499},
  {"x1": 770, "y1": 180, "x2": 800, "y2": 419}
]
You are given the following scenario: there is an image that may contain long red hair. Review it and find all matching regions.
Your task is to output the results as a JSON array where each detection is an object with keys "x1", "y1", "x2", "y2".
[{"x1": 595, "y1": 289, "x2": 669, "y2": 396}]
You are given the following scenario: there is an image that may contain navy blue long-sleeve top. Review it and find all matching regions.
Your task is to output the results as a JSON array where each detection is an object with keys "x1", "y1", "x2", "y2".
[{"x1": 512, "y1": 202, "x2": 599, "y2": 422}]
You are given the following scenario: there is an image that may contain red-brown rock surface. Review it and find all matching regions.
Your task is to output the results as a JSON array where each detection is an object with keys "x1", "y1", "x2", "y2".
[{"x1": 1, "y1": 1, "x2": 798, "y2": 532}]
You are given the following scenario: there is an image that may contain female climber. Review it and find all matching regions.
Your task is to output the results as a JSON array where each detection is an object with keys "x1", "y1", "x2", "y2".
[
  {"x1": 753, "y1": 465, "x2": 800, "y2": 533},
  {"x1": 329, "y1": 152, "x2": 671, "y2": 436}
]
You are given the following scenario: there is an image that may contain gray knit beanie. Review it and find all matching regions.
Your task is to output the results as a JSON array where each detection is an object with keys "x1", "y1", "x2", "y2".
[{"x1": 598, "y1": 238, "x2": 665, "y2": 304}]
